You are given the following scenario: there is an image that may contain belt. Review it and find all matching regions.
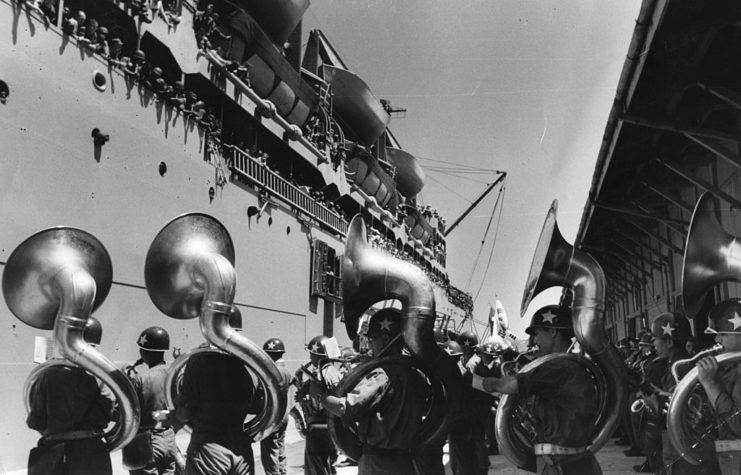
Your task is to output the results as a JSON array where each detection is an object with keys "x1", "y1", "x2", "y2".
[
  {"x1": 534, "y1": 443, "x2": 588, "y2": 456},
  {"x1": 44, "y1": 429, "x2": 102, "y2": 442},
  {"x1": 715, "y1": 440, "x2": 741, "y2": 452}
]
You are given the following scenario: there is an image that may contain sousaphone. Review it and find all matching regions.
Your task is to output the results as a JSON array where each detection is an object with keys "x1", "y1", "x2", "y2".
[
  {"x1": 667, "y1": 192, "x2": 741, "y2": 465},
  {"x1": 328, "y1": 215, "x2": 452, "y2": 461},
  {"x1": 144, "y1": 213, "x2": 285, "y2": 441},
  {"x1": 495, "y1": 200, "x2": 627, "y2": 471},
  {"x1": 3, "y1": 227, "x2": 140, "y2": 451}
]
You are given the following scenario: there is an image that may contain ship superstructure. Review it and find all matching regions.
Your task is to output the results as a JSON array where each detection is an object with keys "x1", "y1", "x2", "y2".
[{"x1": 0, "y1": 0, "x2": 472, "y2": 468}]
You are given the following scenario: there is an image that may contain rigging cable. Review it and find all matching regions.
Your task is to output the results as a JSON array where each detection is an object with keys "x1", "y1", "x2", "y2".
[
  {"x1": 472, "y1": 183, "x2": 506, "y2": 303},
  {"x1": 464, "y1": 181, "x2": 505, "y2": 290}
]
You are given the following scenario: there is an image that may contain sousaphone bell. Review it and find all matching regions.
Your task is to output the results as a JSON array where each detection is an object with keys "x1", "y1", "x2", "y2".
[
  {"x1": 144, "y1": 213, "x2": 286, "y2": 441},
  {"x1": 3, "y1": 227, "x2": 140, "y2": 451},
  {"x1": 495, "y1": 200, "x2": 627, "y2": 470}
]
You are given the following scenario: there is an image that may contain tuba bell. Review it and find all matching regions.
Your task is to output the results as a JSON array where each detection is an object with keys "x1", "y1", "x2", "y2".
[
  {"x1": 3, "y1": 227, "x2": 140, "y2": 451},
  {"x1": 144, "y1": 213, "x2": 286, "y2": 441},
  {"x1": 667, "y1": 192, "x2": 741, "y2": 465},
  {"x1": 327, "y1": 214, "x2": 452, "y2": 461},
  {"x1": 495, "y1": 200, "x2": 628, "y2": 470}
]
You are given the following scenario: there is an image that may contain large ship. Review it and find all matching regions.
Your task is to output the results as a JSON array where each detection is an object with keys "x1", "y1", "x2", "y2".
[{"x1": 0, "y1": 0, "x2": 475, "y2": 469}]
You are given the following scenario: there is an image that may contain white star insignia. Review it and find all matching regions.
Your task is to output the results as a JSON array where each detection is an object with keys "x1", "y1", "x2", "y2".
[
  {"x1": 379, "y1": 318, "x2": 393, "y2": 331},
  {"x1": 729, "y1": 312, "x2": 741, "y2": 330},
  {"x1": 661, "y1": 323, "x2": 675, "y2": 336},
  {"x1": 138, "y1": 335, "x2": 148, "y2": 346},
  {"x1": 268, "y1": 342, "x2": 276, "y2": 350},
  {"x1": 312, "y1": 342, "x2": 321, "y2": 353},
  {"x1": 463, "y1": 340, "x2": 472, "y2": 347},
  {"x1": 541, "y1": 311, "x2": 557, "y2": 324},
  {"x1": 444, "y1": 347, "x2": 455, "y2": 355}
]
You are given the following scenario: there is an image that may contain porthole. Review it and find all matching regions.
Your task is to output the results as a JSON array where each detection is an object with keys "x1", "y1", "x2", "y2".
[{"x1": 92, "y1": 71, "x2": 107, "y2": 92}]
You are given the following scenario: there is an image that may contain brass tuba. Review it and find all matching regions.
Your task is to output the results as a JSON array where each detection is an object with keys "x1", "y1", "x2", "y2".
[
  {"x1": 328, "y1": 214, "x2": 452, "y2": 461},
  {"x1": 144, "y1": 213, "x2": 286, "y2": 441},
  {"x1": 667, "y1": 192, "x2": 741, "y2": 465},
  {"x1": 495, "y1": 200, "x2": 628, "y2": 470},
  {"x1": 3, "y1": 227, "x2": 140, "y2": 451}
]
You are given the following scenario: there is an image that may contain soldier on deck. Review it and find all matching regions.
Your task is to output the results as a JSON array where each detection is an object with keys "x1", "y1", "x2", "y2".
[
  {"x1": 124, "y1": 326, "x2": 185, "y2": 474},
  {"x1": 260, "y1": 337, "x2": 296, "y2": 475},
  {"x1": 294, "y1": 335, "x2": 341, "y2": 475},
  {"x1": 27, "y1": 316, "x2": 117, "y2": 475}
]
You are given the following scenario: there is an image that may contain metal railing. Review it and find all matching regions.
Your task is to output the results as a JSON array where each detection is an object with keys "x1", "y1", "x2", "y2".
[{"x1": 226, "y1": 145, "x2": 348, "y2": 236}]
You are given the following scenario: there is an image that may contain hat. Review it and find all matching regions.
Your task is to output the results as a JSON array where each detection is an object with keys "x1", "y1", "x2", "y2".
[
  {"x1": 263, "y1": 337, "x2": 285, "y2": 353},
  {"x1": 706, "y1": 299, "x2": 741, "y2": 334},
  {"x1": 367, "y1": 308, "x2": 401, "y2": 337},
  {"x1": 457, "y1": 330, "x2": 478, "y2": 348},
  {"x1": 637, "y1": 332, "x2": 653, "y2": 347},
  {"x1": 525, "y1": 305, "x2": 572, "y2": 335},
  {"x1": 650, "y1": 312, "x2": 692, "y2": 341},
  {"x1": 138, "y1": 326, "x2": 170, "y2": 351}
]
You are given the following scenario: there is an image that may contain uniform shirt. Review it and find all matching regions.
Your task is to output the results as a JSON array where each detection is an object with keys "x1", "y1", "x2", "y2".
[
  {"x1": 295, "y1": 362, "x2": 341, "y2": 425},
  {"x1": 515, "y1": 356, "x2": 599, "y2": 447},
  {"x1": 27, "y1": 364, "x2": 115, "y2": 436},
  {"x1": 177, "y1": 351, "x2": 258, "y2": 445},
  {"x1": 131, "y1": 361, "x2": 169, "y2": 429},
  {"x1": 274, "y1": 358, "x2": 296, "y2": 423},
  {"x1": 341, "y1": 362, "x2": 428, "y2": 450},
  {"x1": 713, "y1": 364, "x2": 741, "y2": 440}
]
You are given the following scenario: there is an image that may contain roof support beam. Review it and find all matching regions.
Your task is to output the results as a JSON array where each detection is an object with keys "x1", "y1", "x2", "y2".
[
  {"x1": 609, "y1": 240, "x2": 661, "y2": 274},
  {"x1": 620, "y1": 113, "x2": 741, "y2": 143},
  {"x1": 622, "y1": 219, "x2": 683, "y2": 255},
  {"x1": 657, "y1": 158, "x2": 741, "y2": 210},
  {"x1": 628, "y1": 200, "x2": 688, "y2": 237},
  {"x1": 613, "y1": 228, "x2": 668, "y2": 262},
  {"x1": 583, "y1": 245, "x2": 649, "y2": 280},
  {"x1": 591, "y1": 201, "x2": 689, "y2": 226},
  {"x1": 697, "y1": 83, "x2": 741, "y2": 112},
  {"x1": 641, "y1": 182, "x2": 693, "y2": 214},
  {"x1": 683, "y1": 134, "x2": 741, "y2": 171}
]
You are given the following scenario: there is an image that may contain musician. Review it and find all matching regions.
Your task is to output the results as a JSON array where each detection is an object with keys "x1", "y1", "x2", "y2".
[
  {"x1": 124, "y1": 326, "x2": 185, "y2": 474},
  {"x1": 174, "y1": 318, "x2": 260, "y2": 475},
  {"x1": 27, "y1": 316, "x2": 117, "y2": 475},
  {"x1": 260, "y1": 337, "x2": 295, "y2": 475},
  {"x1": 631, "y1": 332, "x2": 665, "y2": 473},
  {"x1": 294, "y1": 335, "x2": 341, "y2": 475},
  {"x1": 313, "y1": 308, "x2": 429, "y2": 475},
  {"x1": 458, "y1": 330, "x2": 480, "y2": 372},
  {"x1": 697, "y1": 298, "x2": 741, "y2": 475},
  {"x1": 476, "y1": 305, "x2": 603, "y2": 474}
]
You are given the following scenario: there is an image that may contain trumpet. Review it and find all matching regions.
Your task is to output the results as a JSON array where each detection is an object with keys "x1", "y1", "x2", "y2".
[{"x1": 671, "y1": 344, "x2": 723, "y2": 383}]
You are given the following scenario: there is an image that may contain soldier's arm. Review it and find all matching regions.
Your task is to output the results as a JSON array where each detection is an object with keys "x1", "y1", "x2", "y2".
[{"x1": 474, "y1": 374, "x2": 519, "y2": 395}]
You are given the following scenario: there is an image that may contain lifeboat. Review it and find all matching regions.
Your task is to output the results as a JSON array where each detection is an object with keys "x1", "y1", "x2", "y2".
[
  {"x1": 404, "y1": 206, "x2": 434, "y2": 245},
  {"x1": 233, "y1": 0, "x2": 310, "y2": 46},
  {"x1": 322, "y1": 65, "x2": 390, "y2": 147},
  {"x1": 385, "y1": 147, "x2": 425, "y2": 198},
  {"x1": 345, "y1": 146, "x2": 397, "y2": 209}
]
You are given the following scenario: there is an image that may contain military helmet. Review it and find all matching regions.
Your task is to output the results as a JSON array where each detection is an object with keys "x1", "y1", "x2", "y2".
[
  {"x1": 96, "y1": 26, "x2": 108, "y2": 37},
  {"x1": 83, "y1": 316, "x2": 102, "y2": 346},
  {"x1": 138, "y1": 326, "x2": 170, "y2": 351},
  {"x1": 525, "y1": 305, "x2": 572, "y2": 335},
  {"x1": 637, "y1": 332, "x2": 654, "y2": 347},
  {"x1": 152, "y1": 66, "x2": 163, "y2": 77},
  {"x1": 479, "y1": 335, "x2": 511, "y2": 356},
  {"x1": 263, "y1": 337, "x2": 285, "y2": 353},
  {"x1": 133, "y1": 49, "x2": 146, "y2": 62},
  {"x1": 706, "y1": 299, "x2": 741, "y2": 334},
  {"x1": 367, "y1": 308, "x2": 401, "y2": 337},
  {"x1": 434, "y1": 328, "x2": 448, "y2": 344},
  {"x1": 442, "y1": 340, "x2": 463, "y2": 357},
  {"x1": 306, "y1": 335, "x2": 329, "y2": 355},
  {"x1": 650, "y1": 312, "x2": 692, "y2": 341},
  {"x1": 457, "y1": 330, "x2": 479, "y2": 349}
]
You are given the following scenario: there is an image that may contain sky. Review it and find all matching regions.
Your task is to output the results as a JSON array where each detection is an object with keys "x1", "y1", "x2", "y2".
[{"x1": 302, "y1": 1, "x2": 643, "y2": 338}]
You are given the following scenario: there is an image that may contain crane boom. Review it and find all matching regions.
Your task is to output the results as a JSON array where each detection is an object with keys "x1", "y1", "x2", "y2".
[{"x1": 443, "y1": 171, "x2": 506, "y2": 237}]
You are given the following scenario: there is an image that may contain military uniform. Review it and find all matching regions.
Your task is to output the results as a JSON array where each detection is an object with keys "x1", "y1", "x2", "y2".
[
  {"x1": 260, "y1": 337, "x2": 296, "y2": 475},
  {"x1": 177, "y1": 350, "x2": 259, "y2": 475},
  {"x1": 295, "y1": 336, "x2": 341, "y2": 475}
]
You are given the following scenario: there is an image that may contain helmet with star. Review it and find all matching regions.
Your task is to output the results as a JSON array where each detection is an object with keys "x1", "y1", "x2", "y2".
[
  {"x1": 457, "y1": 330, "x2": 479, "y2": 349},
  {"x1": 706, "y1": 298, "x2": 741, "y2": 334},
  {"x1": 525, "y1": 305, "x2": 572, "y2": 335},
  {"x1": 479, "y1": 335, "x2": 512, "y2": 356},
  {"x1": 366, "y1": 308, "x2": 401, "y2": 337},
  {"x1": 137, "y1": 326, "x2": 170, "y2": 351},
  {"x1": 442, "y1": 340, "x2": 463, "y2": 357},
  {"x1": 650, "y1": 312, "x2": 691, "y2": 341},
  {"x1": 306, "y1": 335, "x2": 329, "y2": 355},
  {"x1": 263, "y1": 337, "x2": 285, "y2": 354}
]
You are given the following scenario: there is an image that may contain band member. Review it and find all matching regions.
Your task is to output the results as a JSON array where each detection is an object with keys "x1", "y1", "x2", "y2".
[
  {"x1": 124, "y1": 326, "x2": 185, "y2": 474},
  {"x1": 260, "y1": 337, "x2": 295, "y2": 475},
  {"x1": 632, "y1": 332, "x2": 666, "y2": 473},
  {"x1": 697, "y1": 299, "x2": 741, "y2": 475},
  {"x1": 174, "y1": 324, "x2": 260, "y2": 475},
  {"x1": 458, "y1": 330, "x2": 479, "y2": 371},
  {"x1": 313, "y1": 308, "x2": 429, "y2": 475},
  {"x1": 294, "y1": 335, "x2": 341, "y2": 475},
  {"x1": 27, "y1": 316, "x2": 117, "y2": 475},
  {"x1": 476, "y1": 304, "x2": 603, "y2": 474}
]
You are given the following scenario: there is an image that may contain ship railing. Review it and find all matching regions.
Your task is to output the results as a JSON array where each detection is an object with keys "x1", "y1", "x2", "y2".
[
  {"x1": 226, "y1": 145, "x2": 348, "y2": 236},
  {"x1": 204, "y1": 50, "x2": 330, "y2": 166}
]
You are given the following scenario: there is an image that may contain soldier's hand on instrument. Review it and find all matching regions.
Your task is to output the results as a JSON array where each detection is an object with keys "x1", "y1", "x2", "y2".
[{"x1": 696, "y1": 356, "x2": 718, "y2": 386}]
